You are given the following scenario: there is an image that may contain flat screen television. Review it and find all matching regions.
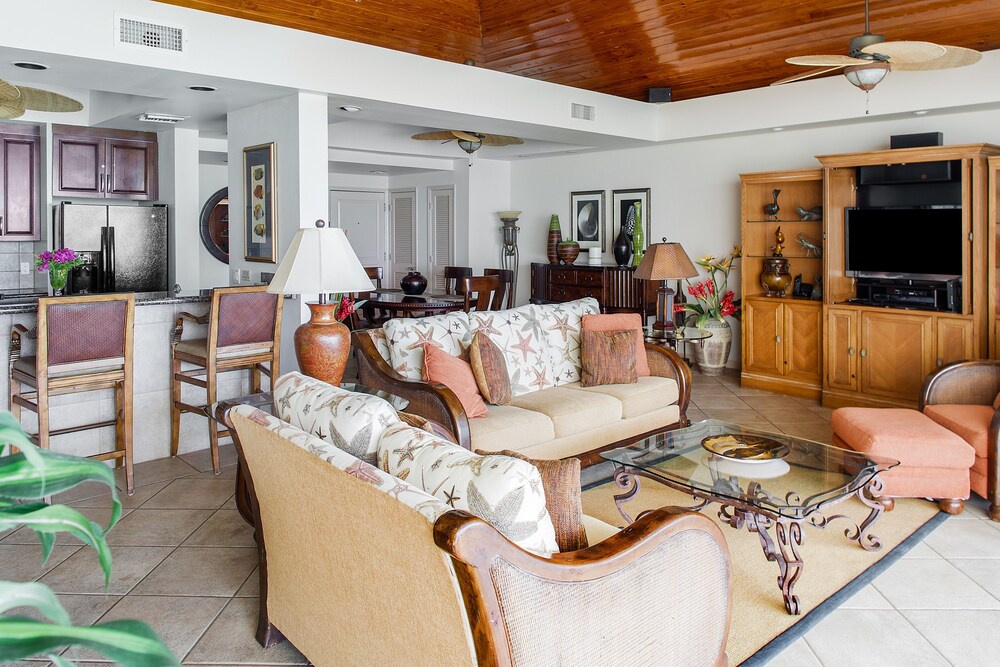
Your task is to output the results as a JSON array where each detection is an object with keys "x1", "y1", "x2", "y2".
[{"x1": 844, "y1": 207, "x2": 963, "y2": 279}]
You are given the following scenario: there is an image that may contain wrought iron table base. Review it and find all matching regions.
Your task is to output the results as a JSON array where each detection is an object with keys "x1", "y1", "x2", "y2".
[{"x1": 612, "y1": 467, "x2": 887, "y2": 615}]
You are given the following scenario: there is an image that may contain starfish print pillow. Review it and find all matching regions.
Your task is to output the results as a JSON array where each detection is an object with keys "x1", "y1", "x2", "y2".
[{"x1": 469, "y1": 304, "x2": 556, "y2": 397}]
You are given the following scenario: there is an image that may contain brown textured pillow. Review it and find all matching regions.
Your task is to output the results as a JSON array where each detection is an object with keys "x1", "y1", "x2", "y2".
[
  {"x1": 475, "y1": 448, "x2": 588, "y2": 552},
  {"x1": 581, "y1": 329, "x2": 638, "y2": 387},
  {"x1": 468, "y1": 331, "x2": 512, "y2": 405}
]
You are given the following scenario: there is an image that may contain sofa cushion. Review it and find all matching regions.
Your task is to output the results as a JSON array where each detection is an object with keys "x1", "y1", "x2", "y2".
[
  {"x1": 574, "y1": 376, "x2": 679, "y2": 419},
  {"x1": 831, "y1": 407, "x2": 975, "y2": 469},
  {"x1": 469, "y1": 305, "x2": 555, "y2": 397},
  {"x1": 467, "y1": 404, "x2": 557, "y2": 451},
  {"x1": 233, "y1": 405, "x2": 449, "y2": 523},
  {"x1": 476, "y1": 448, "x2": 588, "y2": 552},
  {"x1": 378, "y1": 423, "x2": 559, "y2": 554},
  {"x1": 582, "y1": 514, "x2": 621, "y2": 545},
  {"x1": 923, "y1": 404, "x2": 994, "y2": 459},
  {"x1": 384, "y1": 311, "x2": 471, "y2": 380},
  {"x1": 536, "y1": 297, "x2": 600, "y2": 385},
  {"x1": 274, "y1": 372, "x2": 400, "y2": 466},
  {"x1": 580, "y1": 329, "x2": 638, "y2": 387},
  {"x1": 468, "y1": 331, "x2": 512, "y2": 405},
  {"x1": 510, "y1": 386, "x2": 622, "y2": 438},
  {"x1": 371, "y1": 328, "x2": 391, "y2": 364},
  {"x1": 581, "y1": 312, "x2": 650, "y2": 376},
  {"x1": 422, "y1": 344, "x2": 488, "y2": 418}
]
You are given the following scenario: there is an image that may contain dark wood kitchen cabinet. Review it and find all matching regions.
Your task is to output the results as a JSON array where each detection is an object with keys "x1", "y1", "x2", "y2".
[
  {"x1": 0, "y1": 123, "x2": 40, "y2": 241},
  {"x1": 52, "y1": 124, "x2": 158, "y2": 201}
]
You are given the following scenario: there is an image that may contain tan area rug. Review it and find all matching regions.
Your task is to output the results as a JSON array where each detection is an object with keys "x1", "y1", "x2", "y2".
[{"x1": 581, "y1": 479, "x2": 942, "y2": 665}]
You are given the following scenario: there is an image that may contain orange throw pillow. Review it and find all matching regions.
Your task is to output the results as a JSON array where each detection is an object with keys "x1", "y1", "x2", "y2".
[
  {"x1": 581, "y1": 313, "x2": 650, "y2": 376},
  {"x1": 581, "y1": 329, "x2": 638, "y2": 387},
  {"x1": 421, "y1": 344, "x2": 489, "y2": 418}
]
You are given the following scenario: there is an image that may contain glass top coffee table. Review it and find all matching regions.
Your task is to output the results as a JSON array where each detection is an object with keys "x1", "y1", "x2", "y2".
[{"x1": 600, "y1": 419, "x2": 899, "y2": 615}]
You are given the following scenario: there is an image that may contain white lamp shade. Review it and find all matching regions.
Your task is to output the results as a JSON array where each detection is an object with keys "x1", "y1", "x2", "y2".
[{"x1": 266, "y1": 226, "x2": 374, "y2": 295}]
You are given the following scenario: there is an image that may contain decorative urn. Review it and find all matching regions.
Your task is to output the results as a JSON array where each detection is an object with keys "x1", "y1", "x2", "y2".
[
  {"x1": 400, "y1": 269, "x2": 428, "y2": 295},
  {"x1": 760, "y1": 257, "x2": 792, "y2": 297}
]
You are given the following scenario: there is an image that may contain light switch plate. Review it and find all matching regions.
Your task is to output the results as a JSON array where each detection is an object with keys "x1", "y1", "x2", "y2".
[{"x1": 232, "y1": 268, "x2": 241, "y2": 284}]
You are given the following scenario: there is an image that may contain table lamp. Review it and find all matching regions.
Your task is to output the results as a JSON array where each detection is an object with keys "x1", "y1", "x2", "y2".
[
  {"x1": 633, "y1": 240, "x2": 699, "y2": 331},
  {"x1": 267, "y1": 220, "x2": 374, "y2": 385}
]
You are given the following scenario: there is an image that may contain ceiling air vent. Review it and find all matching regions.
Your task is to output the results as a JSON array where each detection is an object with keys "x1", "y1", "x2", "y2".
[
  {"x1": 571, "y1": 103, "x2": 596, "y2": 121},
  {"x1": 137, "y1": 113, "x2": 189, "y2": 124},
  {"x1": 118, "y1": 17, "x2": 183, "y2": 52}
]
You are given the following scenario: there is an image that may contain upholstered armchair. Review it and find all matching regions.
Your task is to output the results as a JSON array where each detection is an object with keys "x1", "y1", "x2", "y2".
[{"x1": 919, "y1": 360, "x2": 1000, "y2": 521}]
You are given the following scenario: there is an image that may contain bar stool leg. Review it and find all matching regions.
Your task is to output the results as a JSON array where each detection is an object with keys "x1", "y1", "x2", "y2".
[
  {"x1": 169, "y1": 355, "x2": 182, "y2": 458},
  {"x1": 7, "y1": 374, "x2": 21, "y2": 455},
  {"x1": 121, "y1": 379, "x2": 134, "y2": 496},
  {"x1": 37, "y1": 389, "x2": 50, "y2": 451},
  {"x1": 250, "y1": 365, "x2": 261, "y2": 394},
  {"x1": 206, "y1": 368, "x2": 220, "y2": 475},
  {"x1": 114, "y1": 383, "x2": 125, "y2": 469}
]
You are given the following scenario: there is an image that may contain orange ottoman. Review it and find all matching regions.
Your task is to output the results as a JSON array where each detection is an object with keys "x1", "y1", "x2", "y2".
[{"x1": 831, "y1": 407, "x2": 975, "y2": 514}]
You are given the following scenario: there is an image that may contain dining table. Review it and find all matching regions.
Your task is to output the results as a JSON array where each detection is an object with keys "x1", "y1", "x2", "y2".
[{"x1": 361, "y1": 288, "x2": 466, "y2": 323}]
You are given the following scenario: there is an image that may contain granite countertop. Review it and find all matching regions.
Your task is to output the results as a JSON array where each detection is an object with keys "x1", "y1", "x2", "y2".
[{"x1": 0, "y1": 290, "x2": 213, "y2": 315}]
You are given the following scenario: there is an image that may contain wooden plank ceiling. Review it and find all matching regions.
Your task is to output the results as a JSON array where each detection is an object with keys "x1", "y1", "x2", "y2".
[{"x1": 159, "y1": 0, "x2": 1000, "y2": 101}]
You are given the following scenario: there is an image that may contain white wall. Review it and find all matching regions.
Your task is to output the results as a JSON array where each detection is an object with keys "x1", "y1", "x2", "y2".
[
  {"x1": 511, "y1": 106, "x2": 1000, "y2": 367},
  {"x1": 197, "y1": 163, "x2": 230, "y2": 288},
  {"x1": 466, "y1": 159, "x2": 512, "y2": 275},
  {"x1": 158, "y1": 127, "x2": 200, "y2": 292}
]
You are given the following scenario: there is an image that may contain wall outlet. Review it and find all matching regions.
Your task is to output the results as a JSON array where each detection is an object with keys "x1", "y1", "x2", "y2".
[
  {"x1": 240, "y1": 269, "x2": 252, "y2": 283},
  {"x1": 20, "y1": 262, "x2": 30, "y2": 275},
  {"x1": 232, "y1": 268, "x2": 241, "y2": 284}
]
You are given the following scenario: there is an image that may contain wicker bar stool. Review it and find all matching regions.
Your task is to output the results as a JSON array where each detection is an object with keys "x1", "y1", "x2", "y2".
[
  {"x1": 170, "y1": 285, "x2": 282, "y2": 473},
  {"x1": 9, "y1": 293, "x2": 136, "y2": 493}
]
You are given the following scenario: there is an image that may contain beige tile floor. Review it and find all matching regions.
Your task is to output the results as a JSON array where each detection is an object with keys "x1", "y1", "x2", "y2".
[{"x1": 1, "y1": 369, "x2": 998, "y2": 665}]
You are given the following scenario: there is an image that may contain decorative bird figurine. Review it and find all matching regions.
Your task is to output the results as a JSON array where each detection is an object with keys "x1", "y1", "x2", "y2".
[
  {"x1": 763, "y1": 189, "x2": 781, "y2": 220},
  {"x1": 771, "y1": 227, "x2": 785, "y2": 257},
  {"x1": 796, "y1": 206, "x2": 823, "y2": 221}
]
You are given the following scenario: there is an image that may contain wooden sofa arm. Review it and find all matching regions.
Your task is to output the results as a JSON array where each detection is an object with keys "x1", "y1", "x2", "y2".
[
  {"x1": 919, "y1": 359, "x2": 1000, "y2": 410},
  {"x1": 352, "y1": 331, "x2": 472, "y2": 448},
  {"x1": 435, "y1": 507, "x2": 731, "y2": 667},
  {"x1": 645, "y1": 342, "x2": 692, "y2": 425}
]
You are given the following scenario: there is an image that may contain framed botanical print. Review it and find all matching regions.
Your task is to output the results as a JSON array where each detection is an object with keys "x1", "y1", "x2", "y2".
[
  {"x1": 570, "y1": 190, "x2": 605, "y2": 250},
  {"x1": 612, "y1": 188, "x2": 651, "y2": 243},
  {"x1": 244, "y1": 142, "x2": 277, "y2": 263}
]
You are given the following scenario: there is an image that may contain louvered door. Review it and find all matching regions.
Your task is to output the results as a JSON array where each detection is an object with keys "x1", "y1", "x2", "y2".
[
  {"x1": 428, "y1": 187, "x2": 454, "y2": 292},
  {"x1": 390, "y1": 189, "x2": 416, "y2": 284}
]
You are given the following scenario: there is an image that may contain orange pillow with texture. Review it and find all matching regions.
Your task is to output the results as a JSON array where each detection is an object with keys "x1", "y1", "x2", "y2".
[
  {"x1": 421, "y1": 344, "x2": 489, "y2": 418},
  {"x1": 581, "y1": 313, "x2": 650, "y2": 376},
  {"x1": 581, "y1": 329, "x2": 638, "y2": 387},
  {"x1": 993, "y1": 392, "x2": 1000, "y2": 410}
]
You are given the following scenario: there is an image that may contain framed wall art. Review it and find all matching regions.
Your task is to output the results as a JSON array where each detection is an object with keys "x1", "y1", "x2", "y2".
[
  {"x1": 612, "y1": 188, "x2": 651, "y2": 243},
  {"x1": 570, "y1": 190, "x2": 605, "y2": 250},
  {"x1": 244, "y1": 142, "x2": 277, "y2": 263}
]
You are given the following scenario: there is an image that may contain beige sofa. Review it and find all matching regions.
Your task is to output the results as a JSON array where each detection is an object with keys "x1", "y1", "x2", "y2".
[
  {"x1": 225, "y1": 373, "x2": 731, "y2": 667},
  {"x1": 353, "y1": 298, "x2": 691, "y2": 463}
]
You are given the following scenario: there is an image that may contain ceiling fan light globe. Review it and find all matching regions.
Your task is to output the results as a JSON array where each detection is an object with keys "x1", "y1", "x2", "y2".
[
  {"x1": 844, "y1": 63, "x2": 889, "y2": 91},
  {"x1": 457, "y1": 139, "x2": 482, "y2": 155}
]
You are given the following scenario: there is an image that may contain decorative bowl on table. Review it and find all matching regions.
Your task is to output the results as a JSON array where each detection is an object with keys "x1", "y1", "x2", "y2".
[{"x1": 701, "y1": 434, "x2": 790, "y2": 462}]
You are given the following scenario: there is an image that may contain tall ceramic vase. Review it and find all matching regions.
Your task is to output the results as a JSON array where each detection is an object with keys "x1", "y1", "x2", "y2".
[
  {"x1": 693, "y1": 318, "x2": 732, "y2": 376},
  {"x1": 630, "y1": 202, "x2": 645, "y2": 268},
  {"x1": 547, "y1": 214, "x2": 562, "y2": 264}
]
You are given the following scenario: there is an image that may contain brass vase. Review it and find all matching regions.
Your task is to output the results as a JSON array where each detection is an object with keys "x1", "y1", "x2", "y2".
[{"x1": 760, "y1": 257, "x2": 791, "y2": 297}]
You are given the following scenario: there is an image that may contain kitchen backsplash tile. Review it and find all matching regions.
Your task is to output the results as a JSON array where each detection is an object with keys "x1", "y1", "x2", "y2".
[
  {"x1": 0, "y1": 244, "x2": 17, "y2": 254},
  {"x1": 0, "y1": 273, "x2": 19, "y2": 290}
]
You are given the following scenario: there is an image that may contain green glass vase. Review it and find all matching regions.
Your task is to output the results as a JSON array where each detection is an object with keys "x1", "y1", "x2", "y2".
[
  {"x1": 49, "y1": 265, "x2": 69, "y2": 296},
  {"x1": 631, "y1": 202, "x2": 645, "y2": 267}
]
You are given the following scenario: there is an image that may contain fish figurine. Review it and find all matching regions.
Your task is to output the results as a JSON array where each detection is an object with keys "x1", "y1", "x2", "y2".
[
  {"x1": 796, "y1": 206, "x2": 823, "y2": 221},
  {"x1": 797, "y1": 232, "x2": 822, "y2": 258}
]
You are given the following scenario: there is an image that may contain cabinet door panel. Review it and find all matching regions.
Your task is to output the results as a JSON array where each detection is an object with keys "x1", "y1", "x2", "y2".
[
  {"x1": 936, "y1": 317, "x2": 974, "y2": 368},
  {"x1": 53, "y1": 135, "x2": 104, "y2": 197},
  {"x1": 826, "y1": 307, "x2": 857, "y2": 391},
  {"x1": 783, "y1": 301, "x2": 822, "y2": 381},
  {"x1": 107, "y1": 139, "x2": 157, "y2": 200},
  {"x1": 743, "y1": 298, "x2": 782, "y2": 374},
  {"x1": 1, "y1": 135, "x2": 39, "y2": 239},
  {"x1": 861, "y1": 312, "x2": 934, "y2": 400}
]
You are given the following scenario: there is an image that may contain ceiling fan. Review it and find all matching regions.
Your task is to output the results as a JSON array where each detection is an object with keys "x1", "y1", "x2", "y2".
[
  {"x1": 411, "y1": 130, "x2": 524, "y2": 164},
  {"x1": 0, "y1": 79, "x2": 83, "y2": 119},
  {"x1": 773, "y1": 0, "x2": 981, "y2": 93}
]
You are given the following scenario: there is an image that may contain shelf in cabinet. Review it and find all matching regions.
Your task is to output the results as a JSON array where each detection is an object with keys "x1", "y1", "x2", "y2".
[
  {"x1": 745, "y1": 254, "x2": 822, "y2": 260},
  {"x1": 746, "y1": 218, "x2": 823, "y2": 224}
]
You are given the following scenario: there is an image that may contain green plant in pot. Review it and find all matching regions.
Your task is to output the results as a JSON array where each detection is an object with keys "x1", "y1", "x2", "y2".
[
  {"x1": 556, "y1": 240, "x2": 581, "y2": 265},
  {"x1": 0, "y1": 412, "x2": 177, "y2": 666}
]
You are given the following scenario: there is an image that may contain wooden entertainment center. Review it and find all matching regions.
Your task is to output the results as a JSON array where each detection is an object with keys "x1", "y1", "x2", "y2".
[{"x1": 741, "y1": 143, "x2": 1000, "y2": 409}]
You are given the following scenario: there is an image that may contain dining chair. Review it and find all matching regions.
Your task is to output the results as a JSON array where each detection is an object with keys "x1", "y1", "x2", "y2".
[
  {"x1": 462, "y1": 275, "x2": 504, "y2": 312},
  {"x1": 444, "y1": 266, "x2": 473, "y2": 295},
  {"x1": 355, "y1": 266, "x2": 386, "y2": 328},
  {"x1": 171, "y1": 285, "x2": 283, "y2": 473},
  {"x1": 9, "y1": 293, "x2": 137, "y2": 493},
  {"x1": 483, "y1": 268, "x2": 514, "y2": 309}
]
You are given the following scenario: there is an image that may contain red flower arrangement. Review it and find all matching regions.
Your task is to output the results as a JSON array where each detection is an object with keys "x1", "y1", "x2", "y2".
[{"x1": 676, "y1": 246, "x2": 741, "y2": 328}]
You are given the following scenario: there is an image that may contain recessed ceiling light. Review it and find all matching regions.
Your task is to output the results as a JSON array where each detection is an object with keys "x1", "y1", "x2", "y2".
[
  {"x1": 772, "y1": 127, "x2": 785, "y2": 132},
  {"x1": 189, "y1": 85, "x2": 216, "y2": 92},
  {"x1": 339, "y1": 105, "x2": 362, "y2": 112},
  {"x1": 369, "y1": 169, "x2": 387, "y2": 175},
  {"x1": 913, "y1": 110, "x2": 929, "y2": 116},
  {"x1": 13, "y1": 61, "x2": 48, "y2": 71}
]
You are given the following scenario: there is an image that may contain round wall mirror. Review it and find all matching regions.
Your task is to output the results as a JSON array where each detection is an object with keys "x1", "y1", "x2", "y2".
[{"x1": 200, "y1": 187, "x2": 229, "y2": 263}]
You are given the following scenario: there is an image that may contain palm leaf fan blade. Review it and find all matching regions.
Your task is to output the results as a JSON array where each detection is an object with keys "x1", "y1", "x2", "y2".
[
  {"x1": 0, "y1": 80, "x2": 19, "y2": 102},
  {"x1": 16, "y1": 87, "x2": 83, "y2": 113},
  {"x1": 411, "y1": 131, "x2": 459, "y2": 142},
  {"x1": 479, "y1": 134, "x2": 524, "y2": 147},
  {"x1": 890, "y1": 45, "x2": 982, "y2": 71},
  {"x1": 0, "y1": 100, "x2": 25, "y2": 120}
]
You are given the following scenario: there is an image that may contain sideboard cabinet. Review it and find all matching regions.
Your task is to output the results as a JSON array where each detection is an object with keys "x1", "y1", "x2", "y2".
[
  {"x1": 52, "y1": 124, "x2": 158, "y2": 201},
  {"x1": 530, "y1": 263, "x2": 656, "y2": 315}
]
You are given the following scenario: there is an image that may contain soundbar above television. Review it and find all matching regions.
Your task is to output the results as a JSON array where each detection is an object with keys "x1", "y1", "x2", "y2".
[{"x1": 844, "y1": 207, "x2": 962, "y2": 280}]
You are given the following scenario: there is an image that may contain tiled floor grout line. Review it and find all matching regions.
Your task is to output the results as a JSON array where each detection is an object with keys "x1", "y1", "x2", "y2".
[{"x1": 180, "y1": 596, "x2": 234, "y2": 664}]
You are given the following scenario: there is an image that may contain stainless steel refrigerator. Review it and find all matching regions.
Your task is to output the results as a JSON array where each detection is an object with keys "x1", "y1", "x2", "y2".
[{"x1": 55, "y1": 203, "x2": 168, "y2": 293}]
